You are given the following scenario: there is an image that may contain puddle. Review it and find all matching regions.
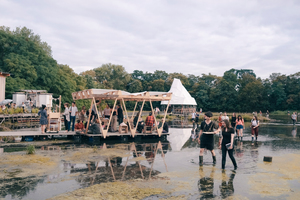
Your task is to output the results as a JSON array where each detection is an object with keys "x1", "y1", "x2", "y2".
[{"x1": 0, "y1": 118, "x2": 300, "y2": 199}]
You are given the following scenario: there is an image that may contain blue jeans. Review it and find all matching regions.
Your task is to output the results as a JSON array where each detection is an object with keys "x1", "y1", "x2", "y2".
[{"x1": 70, "y1": 116, "x2": 76, "y2": 131}]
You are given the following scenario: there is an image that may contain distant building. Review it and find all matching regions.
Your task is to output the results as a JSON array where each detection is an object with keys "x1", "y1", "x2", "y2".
[{"x1": 0, "y1": 72, "x2": 10, "y2": 102}]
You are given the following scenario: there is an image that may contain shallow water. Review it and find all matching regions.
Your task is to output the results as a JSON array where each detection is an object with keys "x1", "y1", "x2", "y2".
[{"x1": 1, "y1": 120, "x2": 300, "y2": 199}]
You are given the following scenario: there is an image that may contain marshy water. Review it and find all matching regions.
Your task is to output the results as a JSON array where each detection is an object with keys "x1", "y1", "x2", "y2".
[{"x1": 1, "y1": 115, "x2": 300, "y2": 199}]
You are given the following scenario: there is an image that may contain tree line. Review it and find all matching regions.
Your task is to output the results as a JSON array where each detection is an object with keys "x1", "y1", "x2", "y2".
[{"x1": 1, "y1": 26, "x2": 299, "y2": 112}]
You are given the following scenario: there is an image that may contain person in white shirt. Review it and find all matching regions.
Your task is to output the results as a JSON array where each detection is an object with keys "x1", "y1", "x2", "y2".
[
  {"x1": 250, "y1": 115, "x2": 259, "y2": 143},
  {"x1": 221, "y1": 112, "x2": 229, "y2": 121},
  {"x1": 291, "y1": 112, "x2": 297, "y2": 125},
  {"x1": 69, "y1": 102, "x2": 78, "y2": 131},
  {"x1": 103, "y1": 104, "x2": 111, "y2": 118}
]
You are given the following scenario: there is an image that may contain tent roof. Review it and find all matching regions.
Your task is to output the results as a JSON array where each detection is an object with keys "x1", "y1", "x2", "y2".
[
  {"x1": 161, "y1": 78, "x2": 197, "y2": 105},
  {"x1": 72, "y1": 89, "x2": 172, "y2": 101}
]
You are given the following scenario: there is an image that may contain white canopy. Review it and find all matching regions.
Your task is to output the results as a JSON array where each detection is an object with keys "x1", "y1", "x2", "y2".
[{"x1": 161, "y1": 78, "x2": 197, "y2": 105}]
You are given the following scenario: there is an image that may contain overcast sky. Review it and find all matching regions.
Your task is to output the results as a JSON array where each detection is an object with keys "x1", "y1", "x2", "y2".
[{"x1": 1, "y1": 0, "x2": 300, "y2": 79}]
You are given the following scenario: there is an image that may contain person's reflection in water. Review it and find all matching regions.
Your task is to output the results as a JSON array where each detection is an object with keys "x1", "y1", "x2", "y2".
[
  {"x1": 220, "y1": 171, "x2": 235, "y2": 199},
  {"x1": 292, "y1": 127, "x2": 297, "y2": 138},
  {"x1": 236, "y1": 141, "x2": 244, "y2": 158},
  {"x1": 250, "y1": 142, "x2": 259, "y2": 162},
  {"x1": 198, "y1": 167, "x2": 215, "y2": 199}
]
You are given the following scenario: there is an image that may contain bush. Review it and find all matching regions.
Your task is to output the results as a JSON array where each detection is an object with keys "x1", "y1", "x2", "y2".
[
  {"x1": 0, "y1": 107, "x2": 2, "y2": 114},
  {"x1": 26, "y1": 145, "x2": 35, "y2": 154}
]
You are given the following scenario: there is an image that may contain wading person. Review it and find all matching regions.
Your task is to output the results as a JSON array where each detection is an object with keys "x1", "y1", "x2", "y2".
[
  {"x1": 235, "y1": 115, "x2": 244, "y2": 141},
  {"x1": 38, "y1": 104, "x2": 48, "y2": 134},
  {"x1": 197, "y1": 111, "x2": 219, "y2": 166},
  {"x1": 231, "y1": 113, "x2": 236, "y2": 129},
  {"x1": 291, "y1": 112, "x2": 297, "y2": 126},
  {"x1": 250, "y1": 116, "x2": 259, "y2": 143},
  {"x1": 218, "y1": 119, "x2": 237, "y2": 170}
]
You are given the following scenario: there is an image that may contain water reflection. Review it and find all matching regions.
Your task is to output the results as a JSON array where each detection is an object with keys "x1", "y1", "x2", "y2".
[
  {"x1": 292, "y1": 127, "x2": 297, "y2": 138},
  {"x1": 220, "y1": 172, "x2": 235, "y2": 199},
  {"x1": 198, "y1": 167, "x2": 216, "y2": 199},
  {"x1": 66, "y1": 141, "x2": 169, "y2": 187}
]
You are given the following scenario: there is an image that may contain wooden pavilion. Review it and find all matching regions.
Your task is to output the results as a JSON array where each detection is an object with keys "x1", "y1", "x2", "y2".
[{"x1": 72, "y1": 89, "x2": 172, "y2": 139}]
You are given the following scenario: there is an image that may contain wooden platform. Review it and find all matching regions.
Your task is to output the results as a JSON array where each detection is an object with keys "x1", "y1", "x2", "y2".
[
  {"x1": 0, "y1": 131, "x2": 76, "y2": 137},
  {"x1": 0, "y1": 130, "x2": 169, "y2": 138}
]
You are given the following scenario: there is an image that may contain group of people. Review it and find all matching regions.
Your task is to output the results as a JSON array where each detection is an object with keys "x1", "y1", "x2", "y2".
[
  {"x1": 61, "y1": 102, "x2": 168, "y2": 135},
  {"x1": 0, "y1": 102, "x2": 35, "y2": 113},
  {"x1": 194, "y1": 111, "x2": 261, "y2": 170},
  {"x1": 136, "y1": 112, "x2": 168, "y2": 133}
]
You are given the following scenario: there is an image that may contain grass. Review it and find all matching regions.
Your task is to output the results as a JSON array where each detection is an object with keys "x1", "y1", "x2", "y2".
[{"x1": 26, "y1": 145, "x2": 36, "y2": 155}]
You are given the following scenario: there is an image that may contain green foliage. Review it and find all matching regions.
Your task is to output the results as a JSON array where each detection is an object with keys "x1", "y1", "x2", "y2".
[
  {"x1": 26, "y1": 145, "x2": 35, "y2": 154},
  {"x1": 2, "y1": 26, "x2": 300, "y2": 113}
]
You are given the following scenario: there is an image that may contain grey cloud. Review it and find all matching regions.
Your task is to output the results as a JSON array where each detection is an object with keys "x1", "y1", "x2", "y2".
[{"x1": 0, "y1": 0, "x2": 300, "y2": 79}]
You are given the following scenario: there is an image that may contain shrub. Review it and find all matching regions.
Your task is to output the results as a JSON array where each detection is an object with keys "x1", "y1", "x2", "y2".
[
  {"x1": 0, "y1": 107, "x2": 2, "y2": 114},
  {"x1": 26, "y1": 145, "x2": 36, "y2": 154},
  {"x1": 31, "y1": 108, "x2": 39, "y2": 113}
]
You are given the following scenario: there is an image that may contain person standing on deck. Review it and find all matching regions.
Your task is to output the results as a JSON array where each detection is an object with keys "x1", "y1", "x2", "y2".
[
  {"x1": 197, "y1": 111, "x2": 219, "y2": 166},
  {"x1": 103, "y1": 104, "x2": 111, "y2": 119},
  {"x1": 63, "y1": 103, "x2": 70, "y2": 132},
  {"x1": 291, "y1": 112, "x2": 297, "y2": 125},
  {"x1": 79, "y1": 106, "x2": 86, "y2": 123},
  {"x1": 38, "y1": 105, "x2": 48, "y2": 134},
  {"x1": 69, "y1": 102, "x2": 78, "y2": 132},
  {"x1": 236, "y1": 115, "x2": 244, "y2": 141},
  {"x1": 117, "y1": 104, "x2": 123, "y2": 125}
]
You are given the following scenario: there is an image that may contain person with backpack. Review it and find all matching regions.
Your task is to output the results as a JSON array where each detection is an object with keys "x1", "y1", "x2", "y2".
[
  {"x1": 235, "y1": 115, "x2": 244, "y2": 141},
  {"x1": 250, "y1": 115, "x2": 259, "y2": 143},
  {"x1": 197, "y1": 111, "x2": 219, "y2": 166}
]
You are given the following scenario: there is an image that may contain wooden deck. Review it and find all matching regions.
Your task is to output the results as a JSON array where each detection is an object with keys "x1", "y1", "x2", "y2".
[
  {"x1": 0, "y1": 130, "x2": 169, "y2": 138},
  {"x1": 0, "y1": 131, "x2": 76, "y2": 137}
]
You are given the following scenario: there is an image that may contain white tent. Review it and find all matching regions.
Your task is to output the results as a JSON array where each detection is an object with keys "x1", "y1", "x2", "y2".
[{"x1": 161, "y1": 78, "x2": 197, "y2": 105}]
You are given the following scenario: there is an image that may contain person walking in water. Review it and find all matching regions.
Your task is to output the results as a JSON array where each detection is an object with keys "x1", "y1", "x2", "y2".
[
  {"x1": 235, "y1": 115, "x2": 244, "y2": 141},
  {"x1": 250, "y1": 116, "x2": 259, "y2": 143},
  {"x1": 291, "y1": 112, "x2": 297, "y2": 126},
  {"x1": 197, "y1": 111, "x2": 219, "y2": 166},
  {"x1": 218, "y1": 119, "x2": 237, "y2": 170}
]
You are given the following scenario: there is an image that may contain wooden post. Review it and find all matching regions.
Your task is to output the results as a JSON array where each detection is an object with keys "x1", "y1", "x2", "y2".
[
  {"x1": 131, "y1": 102, "x2": 138, "y2": 120},
  {"x1": 149, "y1": 142, "x2": 160, "y2": 178},
  {"x1": 93, "y1": 97, "x2": 105, "y2": 137},
  {"x1": 158, "y1": 100, "x2": 170, "y2": 137},
  {"x1": 106, "y1": 98, "x2": 118, "y2": 133},
  {"x1": 85, "y1": 99, "x2": 93, "y2": 134},
  {"x1": 122, "y1": 98, "x2": 132, "y2": 134},
  {"x1": 149, "y1": 100, "x2": 158, "y2": 133},
  {"x1": 132, "y1": 100, "x2": 145, "y2": 137}
]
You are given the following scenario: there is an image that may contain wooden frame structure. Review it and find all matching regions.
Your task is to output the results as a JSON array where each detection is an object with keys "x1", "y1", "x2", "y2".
[
  {"x1": 46, "y1": 95, "x2": 61, "y2": 132},
  {"x1": 72, "y1": 89, "x2": 172, "y2": 138}
]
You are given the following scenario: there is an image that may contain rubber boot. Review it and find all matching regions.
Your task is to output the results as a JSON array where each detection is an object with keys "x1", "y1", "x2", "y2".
[
  {"x1": 199, "y1": 156, "x2": 203, "y2": 166},
  {"x1": 256, "y1": 136, "x2": 257, "y2": 141},
  {"x1": 252, "y1": 137, "x2": 254, "y2": 143},
  {"x1": 240, "y1": 137, "x2": 243, "y2": 141},
  {"x1": 212, "y1": 156, "x2": 216, "y2": 165}
]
